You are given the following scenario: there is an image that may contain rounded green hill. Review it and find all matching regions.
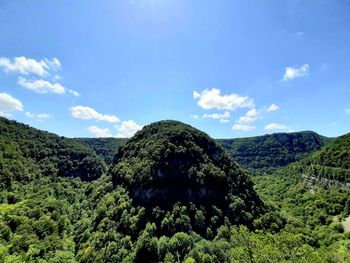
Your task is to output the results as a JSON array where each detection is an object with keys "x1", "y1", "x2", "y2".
[{"x1": 111, "y1": 120, "x2": 266, "y2": 229}]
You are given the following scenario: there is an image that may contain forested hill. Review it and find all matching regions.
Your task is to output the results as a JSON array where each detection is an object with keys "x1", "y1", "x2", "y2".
[
  {"x1": 0, "y1": 117, "x2": 106, "y2": 188},
  {"x1": 74, "y1": 137, "x2": 127, "y2": 164},
  {"x1": 217, "y1": 131, "x2": 331, "y2": 174},
  {"x1": 74, "y1": 131, "x2": 331, "y2": 175},
  {"x1": 252, "y1": 132, "x2": 350, "y2": 257},
  {"x1": 109, "y1": 121, "x2": 269, "y2": 233},
  {"x1": 1, "y1": 117, "x2": 350, "y2": 262},
  {"x1": 291, "y1": 133, "x2": 350, "y2": 182}
]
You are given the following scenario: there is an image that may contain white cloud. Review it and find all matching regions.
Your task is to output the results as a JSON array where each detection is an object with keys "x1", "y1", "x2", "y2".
[
  {"x1": 193, "y1": 88, "x2": 254, "y2": 111},
  {"x1": 246, "y1": 108, "x2": 258, "y2": 117},
  {"x1": 44, "y1": 58, "x2": 61, "y2": 71},
  {"x1": 232, "y1": 124, "x2": 256, "y2": 131},
  {"x1": 282, "y1": 64, "x2": 309, "y2": 81},
  {"x1": 0, "y1": 56, "x2": 60, "y2": 76},
  {"x1": 237, "y1": 108, "x2": 260, "y2": 123},
  {"x1": 87, "y1": 125, "x2": 112, "y2": 138},
  {"x1": 264, "y1": 123, "x2": 287, "y2": 130},
  {"x1": 18, "y1": 77, "x2": 66, "y2": 94},
  {"x1": 116, "y1": 120, "x2": 143, "y2": 138},
  {"x1": 193, "y1": 91, "x2": 200, "y2": 99},
  {"x1": 267, "y1": 104, "x2": 279, "y2": 112},
  {"x1": 236, "y1": 105, "x2": 278, "y2": 124},
  {"x1": 70, "y1": 106, "x2": 120, "y2": 123},
  {"x1": 345, "y1": 108, "x2": 350, "y2": 114},
  {"x1": 203, "y1": 111, "x2": 230, "y2": 119},
  {"x1": 68, "y1": 89, "x2": 80, "y2": 97},
  {"x1": 25, "y1": 112, "x2": 51, "y2": 120},
  {"x1": 0, "y1": 93, "x2": 24, "y2": 116},
  {"x1": 1, "y1": 56, "x2": 79, "y2": 96},
  {"x1": 36, "y1": 113, "x2": 50, "y2": 119},
  {"x1": 18, "y1": 78, "x2": 80, "y2": 96},
  {"x1": 238, "y1": 116, "x2": 259, "y2": 123},
  {"x1": 220, "y1": 119, "x2": 229, "y2": 123},
  {"x1": 190, "y1": 114, "x2": 199, "y2": 119}
]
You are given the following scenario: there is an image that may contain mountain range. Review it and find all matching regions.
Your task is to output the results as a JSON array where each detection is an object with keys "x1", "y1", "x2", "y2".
[{"x1": 0, "y1": 116, "x2": 349, "y2": 262}]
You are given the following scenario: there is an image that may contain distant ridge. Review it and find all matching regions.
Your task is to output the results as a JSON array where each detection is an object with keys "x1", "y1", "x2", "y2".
[
  {"x1": 0, "y1": 116, "x2": 106, "y2": 188},
  {"x1": 217, "y1": 131, "x2": 331, "y2": 174},
  {"x1": 74, "y1": 131, "x2": 332, "y2": 175},
  {"x1": 292, "y1": 133, "x2": 350, "y2": 182}
]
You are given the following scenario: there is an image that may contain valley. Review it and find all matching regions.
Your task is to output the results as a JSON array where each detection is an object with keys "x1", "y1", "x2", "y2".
[{"x1": 0, "y1": 117, "x2": 349, "y2": 262}]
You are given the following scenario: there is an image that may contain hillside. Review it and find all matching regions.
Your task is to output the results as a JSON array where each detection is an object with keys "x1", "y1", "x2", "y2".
[
  {"x1": 218, "y1": 131, "x2": 331, "y2": 174},
  {"x1": 297, "y1": 133, "x2": 350, "y2": 182},
  {"x1": 0, "y1": 118, "x2": 349, "y2": 262},
  {"x1": 110, "y1": 121, "x2": 268, "y2": 233},
  {"x1": 253, "y1": 133, "x2": 350, "y2": 251},
  {"x1": 0, "y1": 117, "x2": 106, "y2": 188},
  {"x1": 79, "y1": 131, "x2": 330, "y2": 175},
  {"x1": 74, "y1": 137, "x2": 127, "y2": 164}
]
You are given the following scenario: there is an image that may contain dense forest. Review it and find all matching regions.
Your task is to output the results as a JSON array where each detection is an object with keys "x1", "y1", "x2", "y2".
[
  {"x1": 217, "y1": 132, "x2": 331, "y2": 174},
  {"x1": 74, "y1": 138, "x2": 127, "y2": 165},
  {"x1": 73, "y1": 131, "x2": 331, "y2": 175},
  {"x1": 0, "y1": 117, "x2": 106, "y2": 188},
  {"x1": 296, "y1": 133, "x2": 350, "y2": 182},
  {"x1": 0, "y1": 117, "x2": 349, "y2": 262}
]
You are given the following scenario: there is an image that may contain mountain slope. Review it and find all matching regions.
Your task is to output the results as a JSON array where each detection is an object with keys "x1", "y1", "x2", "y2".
[
  {"x1": 74, "y1": 137, "x2": 127, "y2": 164},
  {"x1": 292, "y1": 133, "x2": 350, "y2": 182},
  {"x1": 110, "y1": 120, "x2": 269, "y2": 235},
  {"x1": 79, "y1": 131, "x2": 331, "y2": 175},
  {"x1": 253, "y1": 133, "x2": 350, "y2": 243},
  {"x1": 0, "y1": 118, "x2": 349, "y2": 262},
  {"x1": 218, "y1": 131, "x2": 331, "y2": 174},
  {"x1": 0, "y1": 117, "x2": 106, "y2": 188}
]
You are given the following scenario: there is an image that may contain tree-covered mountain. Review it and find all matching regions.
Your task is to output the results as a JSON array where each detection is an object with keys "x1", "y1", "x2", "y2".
[
  {"x1": 280, "y1": 134, "x2": 350, "y2": 184},
  {"x1": 110, "y1": 121, "x2": 268, "y2": 234},
  {"x1": 253, "y1": 168, "x2": 350, "y2": 262},
  {"x1": 252, "y1": 133, "x2": 350, "y2": 260},
  {"x1": 0, "y1": 117, "x2": 107, "y2": 261},
  {"x1": 0, "y1": 117, "x2": 106, "y2": 188},
  {"x1": 77, "y1": 131, "x2": 331, "y2": 175},
  {"x1": 0, "y1": 117, "x2": 349, "y2": 262},
  {"x1": 217, "y1": 131, "x2": 331, "y2": 174},
  {"x1": 74, "y1": 138, "x2": 127, "y2": 164},
  {"x1": 293, "y1": 133, "x2": 350, "y2": 182}
]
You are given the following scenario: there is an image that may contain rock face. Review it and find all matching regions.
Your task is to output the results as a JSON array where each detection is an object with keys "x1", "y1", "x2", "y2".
[{"x1": 111, "y1": 120, "x2": 265, "y2": 228}]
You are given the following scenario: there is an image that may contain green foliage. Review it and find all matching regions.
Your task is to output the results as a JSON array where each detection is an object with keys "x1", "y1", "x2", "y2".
[
  {"x1": 76, "y1": 131, "x2": 330, "y2": 176},
  {"x1": 110, "y1": 120, "x2": 267, "y2": 235},
  {"x1": 74, "y1": 137, "x2": 127, "y2": 164},
  {"x1": 0, "y1": 177, "x2": 84, "y2": 261},
  {"x1": 297, "y1": 133, "x2": 350, "y2": 182},
  {"x1": 0, "y1": 117, "x2": 106, "y2": 188},
  {"x1": 218, "y1": 131, "x2": 330, "y2": 174},
  {"x1": 1, "y1": 118, "x2": 350, "y2": 262}
]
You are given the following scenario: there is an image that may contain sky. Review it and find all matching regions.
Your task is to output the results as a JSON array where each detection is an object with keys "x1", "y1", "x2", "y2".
[{"x1": 0, "y1": 0, "x2": 350, "y2": 138}]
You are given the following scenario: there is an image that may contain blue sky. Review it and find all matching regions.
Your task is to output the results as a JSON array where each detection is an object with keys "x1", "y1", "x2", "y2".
[{"x1": 0, "y1": 0, "x2": 350, "y2": 138}]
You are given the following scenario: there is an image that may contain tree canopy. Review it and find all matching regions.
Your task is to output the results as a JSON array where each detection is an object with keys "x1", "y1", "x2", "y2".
[
  {"x1": 110, "y1": 120, "x2": 268, "y2": 235},
  {"x1": 217, "y1": 131, "x2": 330, "y2": 174},
  {"x1": 0, "y1": 117, "x2": 349, "y2": 262}
]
